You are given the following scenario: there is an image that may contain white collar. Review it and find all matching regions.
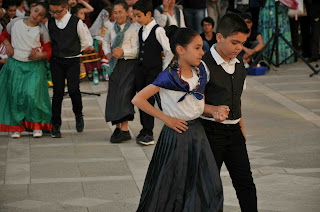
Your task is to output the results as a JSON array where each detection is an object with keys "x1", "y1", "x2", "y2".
[
  {"x1": 57, "y1": 11, "x2": 71, "y2": 24},
  {"x1": 210, "y1": 44, "x2": 240, "y2": 65},
  {"x1": 143, "y1": 19, "x2": 156, "y2": 31}
]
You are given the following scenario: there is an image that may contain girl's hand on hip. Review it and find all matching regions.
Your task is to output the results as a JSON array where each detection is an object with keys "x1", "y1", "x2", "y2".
[{"x1": 163, "y1": 115, "x2": 188, "y2": 133}]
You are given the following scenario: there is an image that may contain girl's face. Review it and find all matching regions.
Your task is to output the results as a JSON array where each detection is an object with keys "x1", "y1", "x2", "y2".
[
  {"x1": 244, "y1": 18, "x2": 253, "y2": 30},
  {"x1": 76, "y1": 8, "x2": 86, "y2": 20},
  {"x1": 179, "y1": 35, "x2": 204, "y2": 67},
  {"x1": 7, "y1": 6, "x2": 17, "y2": 18},
  {"x1": 29, "y1": 5, "x2": 46, "y2": 24},
  {"x1": 113, "y1": 4, "x2": 128, "y2": 25}
]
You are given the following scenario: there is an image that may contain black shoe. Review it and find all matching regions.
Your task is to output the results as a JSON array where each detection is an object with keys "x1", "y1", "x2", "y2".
[
  {"x1": 110, "y1": 130, "x2": 131, "y2": 143},
  {"x1": 136, "y1": 132, "x2": 146, "y2": 143},
  {"x1": 137, "y1": 134, "x2": 154, "y2": 146},
  {"x1": 51, "y1": 125, "x2": 61, "y2": 138},
  {"x1": 111, "y1": 128, "x2": 121, "y2": 140},
  {"x1": 76, "y1": 115, "x2": 84, "y2": 132}
]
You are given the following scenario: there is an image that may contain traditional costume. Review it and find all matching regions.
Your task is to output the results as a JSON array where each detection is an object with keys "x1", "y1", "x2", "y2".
[
  {"x1": 137, "y1": 62, "x2": 223, "y2": 212},
  {"x1": 0, "y1": 17, "x2": 52, "y2": 132},
  {"x1": 103, "y1": 19, "x2": 138, "y2": 125}
]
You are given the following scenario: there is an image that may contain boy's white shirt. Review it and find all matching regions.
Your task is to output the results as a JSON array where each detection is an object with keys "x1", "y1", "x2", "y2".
[
  {"x1": 201, "y1": 44, "x2": 246, "y2": 124},
  {"x1": 139, "y1": 19, "x2": 173, "y2": 71},
  {"x1": 53, "y1": 12, "x2": 89, "y2": 56}
]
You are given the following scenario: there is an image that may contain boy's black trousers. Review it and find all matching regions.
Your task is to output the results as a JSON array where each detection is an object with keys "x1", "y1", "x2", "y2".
[
  {"x1": 135, "y1": 64, "x2": 162, "y2": 136},
  {"x1": 50, "y1": 57, "x2": 83, "y2": 126},
  {"x1": 201, "y1": 119, "x2": 258, "y2": 212}
]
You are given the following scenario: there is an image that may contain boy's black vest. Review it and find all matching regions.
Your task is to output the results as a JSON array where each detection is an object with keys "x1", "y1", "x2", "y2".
[
  {"x1": 202, "y1": 51, "x2": 247, "y2": 120},
  {"x1": 48, "y1": 16, "x2": 81, "y2": 58},
  {"x1": 138, "y1": 24, "x2": 163, "y2": 69},
  {"x1": 155, "y1": 6, "x2": 181, "y2": 27}
]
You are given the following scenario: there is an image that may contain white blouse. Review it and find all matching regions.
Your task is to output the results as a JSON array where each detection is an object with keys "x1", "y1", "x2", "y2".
[
  {"x1": 9, "y1": 18, "x2": 50, "y2": 62},
  {"x1": 102, "y1": 22, "x2": 138, "y2": 60},
  {"x1": 158, "y1": 67, "x2": 206, "y2": 121}
]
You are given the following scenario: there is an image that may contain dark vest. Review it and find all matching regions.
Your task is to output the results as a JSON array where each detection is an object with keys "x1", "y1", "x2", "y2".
[
  {"x1": 48, "y1": 15, "x2": 81, "y2": 58},
  {"x1": 138, "y1": 24, "x2": 163, "y2": 69},
  {"x1": 202, "y1": 51, "x2": 247, "y2": 120},
  {"x1": 155, "y1": 6, "x2": 181, "y2": 27}
]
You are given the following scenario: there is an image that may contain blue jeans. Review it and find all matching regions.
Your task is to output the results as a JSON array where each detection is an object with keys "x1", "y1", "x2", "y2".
[{"x1": 184, "y1": 8, "x2": 206, "y2": 33}]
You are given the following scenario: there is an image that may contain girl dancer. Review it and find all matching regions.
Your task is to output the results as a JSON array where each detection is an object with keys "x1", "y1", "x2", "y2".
[
  {"x1": 132, "y1": 26, "x2": 226, "y2": 211},
  {"x1": 0, "y1": 1, "x2": 52, "y2": 138}
]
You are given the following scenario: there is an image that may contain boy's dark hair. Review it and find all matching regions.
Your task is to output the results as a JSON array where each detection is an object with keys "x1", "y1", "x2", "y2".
[
  {"x1": 113, "y1": 0, "x2": 128, "y2": 11},
  {"x1": 48, "y1": 0, "x2": 68, "y2": 7},
  {"x1": 166, "y1": 25, "x2": 199, "y2": 57},
  {"x1": 133, "y1": 0, "x2": 153, "y2": 16},
  {"x1": 201, "y1": 17, "x2": 215, "y2": 28},
  {"x1": 240, "y1": 12, "x2": 252, "y2": 21},
  {"x1": 71, "y1": 3, "x2": 85, "y2": 15},
  {"x1": 217, "y1": 13, "x2": 250, "y2": 38}
]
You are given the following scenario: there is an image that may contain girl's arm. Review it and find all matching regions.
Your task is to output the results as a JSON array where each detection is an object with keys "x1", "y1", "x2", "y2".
[
  {"x1": 78, "y1": 0, "x2": 94, "y2": 13},
  {"x1": 3, "y1": 38, "x2": 14, "y2": 57},
  {"x1": 203, "y1": 98, "x2": 230, "y2": 122},
  {"x1": 132, "y1": 84, "x2": 188, "y2": 133}
]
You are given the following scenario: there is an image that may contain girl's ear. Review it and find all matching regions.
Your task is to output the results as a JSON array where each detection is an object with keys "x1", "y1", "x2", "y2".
[{"x1": 176, "y1": 45, "x2": 184, "y2": 56}]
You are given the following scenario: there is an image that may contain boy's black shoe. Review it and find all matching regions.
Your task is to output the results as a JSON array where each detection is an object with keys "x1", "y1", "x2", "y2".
[
  {"x1": 111, "y1": 128, "x2": 121, "y2": 140},
  {"x1": 51, "y1": 125, "x2": 61, "y2": 138},
  {"x1": 76, "y1": 115, "x2": 84, "y2": 132},
  {"x1": 137, "y1": 134, "x2": 154, "y2": 146},
  {"x1": 136, "y1": 132, "x2": 145, "y2": 143},
  {"x1": 110, "y1": 130, "x2": 131, "y2": 143}
]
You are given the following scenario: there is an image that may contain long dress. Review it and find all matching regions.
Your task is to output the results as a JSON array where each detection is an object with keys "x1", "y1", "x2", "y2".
[
  {"x1": 137, "y1": 63, "x2": 223, "y2": 212},
  {"x1": 0, "y1": 18, "x2": 52, "y2": 132},
  {"x1": 258, "y1": 0, "x2": 294, "y2": 64}
]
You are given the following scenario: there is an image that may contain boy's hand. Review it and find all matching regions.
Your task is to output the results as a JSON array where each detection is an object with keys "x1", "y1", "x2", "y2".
[
  {"x1": 211, "y1": 105, "x2": 229, "y2": 122},
  {"x1": 106, "y1": 53, "x2": 112, "y2": 61},
  {"x1": 28, "y1": 48, "x2": 40, "y2": 60},
  {"x1": 163, "y1": 115, "x2": 188, "y2": 133},
  {"x1": 112, "y1": 47, "x2": 124, "y2": 59}
]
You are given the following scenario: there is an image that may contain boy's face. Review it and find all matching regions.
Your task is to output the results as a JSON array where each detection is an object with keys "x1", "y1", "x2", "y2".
[
  {"x1": 7, "y1": 6, "x2": 17, "y2": 18},
  {"x1": 202, "y1": 21, "x2": 213, "y2": 33},
  {"x1": 76, "y1": 8, "x2": 86, "y2": 21},
  {"x1": 133, "y1": 10, "x2": 152, "y2": 26},
  {"x1": 113, "y1": 4, "x2": 128, "y2": 25},
  {"x1": 49, "y1": 4, "x2": 68, "y2": 21},
  {"x1": 216, "y1": 32, "x2": 247, "y2": 60}
]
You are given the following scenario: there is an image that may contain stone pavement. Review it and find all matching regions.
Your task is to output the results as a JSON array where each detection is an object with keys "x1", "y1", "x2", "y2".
[{"x1": 0, "y1": 60, "x2": 320, "y2": 212}]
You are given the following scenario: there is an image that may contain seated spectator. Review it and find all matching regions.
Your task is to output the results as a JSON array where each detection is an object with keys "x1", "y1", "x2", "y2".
[
  {"x1": 154, "y1": 0, "x2": 186, "y2": 28},
  {"x1": 200, "y1": 16, "x2": 216, "y2": 52},
  {"x1": 240, "y1": 13, "x2": 264, "y2": 64}
]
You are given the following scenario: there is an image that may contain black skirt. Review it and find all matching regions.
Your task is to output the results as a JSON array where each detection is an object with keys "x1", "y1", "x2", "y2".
[
  {"x1": 137, "y1": 119, "x2": 223, "y2": 212},
  {"x1": 105, "y1": 59, "x2": 137, "y2": 124}
]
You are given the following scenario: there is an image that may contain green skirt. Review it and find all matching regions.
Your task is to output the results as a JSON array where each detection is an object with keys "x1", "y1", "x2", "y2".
[{"x1": 0, "y1": 57, "x2": 52, "y2": 132}]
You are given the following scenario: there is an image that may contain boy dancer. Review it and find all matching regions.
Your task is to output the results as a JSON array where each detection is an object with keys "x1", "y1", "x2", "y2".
[
  {"x1": 133, "y1": 0, "x2": 173, "y2": 145},
  {"x1": 201, "y1": 14, "x2": 258, "y2": 211},
  {"x1": 48, "y1": 0, "x2": 88, "y2": 138}
]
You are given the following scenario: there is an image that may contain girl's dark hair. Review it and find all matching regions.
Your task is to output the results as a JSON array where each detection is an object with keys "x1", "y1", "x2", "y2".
[
  {"x1": 3, "y1": 0, "x2": 18, "y2": 9},
  {"x1": 35, "y1": 1, "x2": 49, "y2": 13},
  {"x1": 133, "y1": 0, "x2": 153, "y2": 16},
  {"x1": 217, "y1": 13, "x2": 250, "y2": 38},
  {"x1": 113, "y1": 0, "x2": 128, "y2": 11},
  {"x1": 166, "y1": 25, "x2": 199, "y2": 57},
  {"x1": 71, "y1": 3, "x2": 85, "y2": 15}
]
